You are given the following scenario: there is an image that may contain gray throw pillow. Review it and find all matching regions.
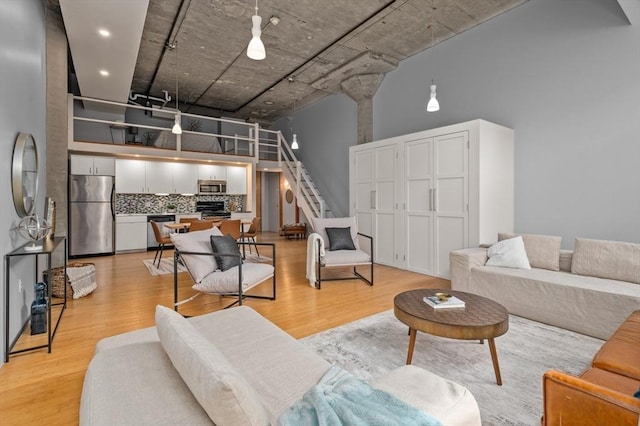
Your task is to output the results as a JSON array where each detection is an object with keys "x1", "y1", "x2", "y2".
[
  {"x1": 326, "y1": 227, "x2": 356, "y2": 251},
  {"x1": 210, "y1": 235, "x2": 242, "y2": 271}
]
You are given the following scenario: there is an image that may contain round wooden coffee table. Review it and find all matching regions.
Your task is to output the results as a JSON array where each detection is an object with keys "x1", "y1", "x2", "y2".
[{"x1": 394, "y1": 289, "x2": 509, "y2": 385}]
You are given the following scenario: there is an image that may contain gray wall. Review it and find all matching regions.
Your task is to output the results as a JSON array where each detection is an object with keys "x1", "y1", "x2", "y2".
[
  {"x1": 283, "y1": 0, "x2": 640, "y2": 247},
  {"x1": 0, "y1": 0, "x2": 48, "y2": 366},
  {"x1": 274, "y1": 93, "x2": 357, "y2": 218}
]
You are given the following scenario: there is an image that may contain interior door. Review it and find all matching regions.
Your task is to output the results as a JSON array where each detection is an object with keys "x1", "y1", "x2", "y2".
[
  {"x1": 404, "y1": 137, "x2": 434, "y2": 274},
  {"x1": 434, "y1": 131, "x2": 469, "y2": 277}
]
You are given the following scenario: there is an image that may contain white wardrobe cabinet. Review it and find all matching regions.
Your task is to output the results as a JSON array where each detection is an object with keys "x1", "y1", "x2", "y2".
[
  {"x1": 350, "y1": 119, "x2": 514, "y2": 278},
  {"x1": 352, "y1": 143, "x2": 398, "y2": 267}
]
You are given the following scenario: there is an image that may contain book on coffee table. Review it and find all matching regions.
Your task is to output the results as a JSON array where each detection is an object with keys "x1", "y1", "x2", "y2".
[{"x1": 423, "y1": 295, "x2": 466, "y2": 309}]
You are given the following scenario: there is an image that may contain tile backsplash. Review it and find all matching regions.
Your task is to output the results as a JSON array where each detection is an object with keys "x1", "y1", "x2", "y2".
[{"x1": 115, "y1": 194, "x2": 246, "y2": 214}]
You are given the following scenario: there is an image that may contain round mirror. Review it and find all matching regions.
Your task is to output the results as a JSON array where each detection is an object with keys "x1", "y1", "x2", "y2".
[
  {"x1": 12, "y1": 132, "x2": 39, "y2": 217},
  {"x1": 285, "y1": 189, "x2": 294, "y2": 204}
]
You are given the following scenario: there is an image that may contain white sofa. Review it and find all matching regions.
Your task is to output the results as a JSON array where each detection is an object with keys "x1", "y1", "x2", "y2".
[
  {"x1": 451, "y1": 236, "x2": 640, "y2": 340},
  {"x1": 80, "y1": 306, "x2": 481, "y2": 425}
]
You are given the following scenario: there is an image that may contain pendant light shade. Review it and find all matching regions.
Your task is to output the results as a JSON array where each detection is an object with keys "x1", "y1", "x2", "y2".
[
  {"x1": 172, "y1": 113, "x2": 182, "y2": 134},
  {"x1": 427, "y1": 83, "x2": 440, "y2": 112},
  {"x1": 247, "y1": 3, "x2": 266, "y2": 60},
  {"x1": 291, "y1": 133, "x2": 299, "y2": 150},
  {"x1": 171, "y1": 40, "x2": 182, "y2": 134}
]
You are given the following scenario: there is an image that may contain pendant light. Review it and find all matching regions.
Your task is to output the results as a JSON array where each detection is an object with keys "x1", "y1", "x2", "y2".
[
  {"x1": 171, "y1": 41, "x2": 182, "y2": 135},
  {"x1": 427, "y1": 79, "x2": 440, "y2": 112},
  {"x1": 291, "y1": 97, "x2": 299, "y2": 150},
  {"x1": 247, "y1": 0, "x2": 266, "y2": 60},
  {"x1": 426, "y1": 7, "x2": 440, "y2": 113}
]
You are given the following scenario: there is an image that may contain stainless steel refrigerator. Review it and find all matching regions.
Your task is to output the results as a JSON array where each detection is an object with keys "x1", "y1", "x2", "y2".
[{"x1": 69, "y1": 175, "x2": 115, "y2": 257}]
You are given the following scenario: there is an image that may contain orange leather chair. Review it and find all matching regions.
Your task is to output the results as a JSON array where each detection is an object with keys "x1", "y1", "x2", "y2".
[
  {"x1": 219, "y1": 219, "x2": 241, "y2": 240},
  {"x1": 542, "y1": 310, "x2": 640, "y2": 425},
  {"x1": 150, "y1": 220, "x2": 172, "y2": 267}
]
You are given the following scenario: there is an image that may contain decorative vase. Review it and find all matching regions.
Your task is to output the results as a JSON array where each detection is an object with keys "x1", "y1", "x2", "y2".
[{"x1": 30, "y1": 281, "x2": 47, "y2": 335}]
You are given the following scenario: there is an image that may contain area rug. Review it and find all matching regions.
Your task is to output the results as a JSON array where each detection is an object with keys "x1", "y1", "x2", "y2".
[
  {"x1": 301, "y1": 310, "x2": 604, "y2": 426},
  {"x1": 143, "y1": 255, "x2": 271, "y2": 276},
  {"x1": 143, "y1": 258, "x2": 187, "y2": 276}
]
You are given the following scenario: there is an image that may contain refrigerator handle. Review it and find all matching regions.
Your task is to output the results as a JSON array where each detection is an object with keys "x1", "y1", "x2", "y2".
[{"x1": 110, "y1": 183, "x2": 116, "y2": 220}]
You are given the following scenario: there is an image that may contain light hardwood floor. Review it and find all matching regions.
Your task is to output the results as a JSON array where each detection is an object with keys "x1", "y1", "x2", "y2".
[{"x1": 0, "y1": 232, "x2": 449, "y2": 425}]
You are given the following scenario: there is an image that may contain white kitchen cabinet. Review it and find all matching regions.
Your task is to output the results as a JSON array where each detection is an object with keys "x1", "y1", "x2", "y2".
[
  {"x1": 70, "y1": 155, "x2": 115, "y2": 176},
  {"x1": 198, "y1": 164, "x2": 227, "y2": 181},
  {"x1": 145, "y1": 162, "x2": 174, "y2": 194},
  {"x1": 351, "y1": 142, "x2": 398, "y2": 267},
  {"x1": 115, "y1": 215, "x2": 147, "y2": 252},
  {"x1": 116, "y1": 159, "x2": 147, "y2": 193},
  {"x1": 350, "y1": 119, "x2": 514, "y2": 278},
  {"x1": 116, "y1": 160, "x2": 197, "y2": 194},
  {"x1": 226, "y1": 166, "x2": 247, "y2": 194},
  {"x1": 172, "y1": 163, "x2": 198, "y2": 194}
]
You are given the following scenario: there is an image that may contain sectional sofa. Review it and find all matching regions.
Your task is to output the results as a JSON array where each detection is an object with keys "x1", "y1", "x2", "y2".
[
  {"x1": 80, "y1": 305, "x2": 481, "y2": 425},
  {"x1": 450, "y1": 236, "x2": 640, "y2": 340}
]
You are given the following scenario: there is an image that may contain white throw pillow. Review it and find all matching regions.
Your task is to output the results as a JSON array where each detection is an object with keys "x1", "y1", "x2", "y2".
[
  {"x1": 170, "y1": 227, "x2": 223, "y2": 283},
  {"x1": 498, "y1": 232, "x2": 561, "y2": 271},
  {"x1": 486, "y1": 236, "x2": 531, "y2": 269},
  {"x1": 155, "y1": 305, "x2": 269, "y2": 426}
]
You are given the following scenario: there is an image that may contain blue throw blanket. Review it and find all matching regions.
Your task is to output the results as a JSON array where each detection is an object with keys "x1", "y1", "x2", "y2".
[{"x1": 277, "y1": 366, "x2": 443, "y2": 426}]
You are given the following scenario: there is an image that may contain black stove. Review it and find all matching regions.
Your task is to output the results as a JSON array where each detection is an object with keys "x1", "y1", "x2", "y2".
[{"x1": 196, "y1": 201, "x2": 231, "y2": 219}]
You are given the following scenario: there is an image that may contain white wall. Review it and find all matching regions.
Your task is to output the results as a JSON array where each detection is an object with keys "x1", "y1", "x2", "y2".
[
  {"x1": 284, "y1": 0, "x2": 640, "y2": 247},
  {"x1": 0, "y1": 0, "x2": 48, "y2": 366}
]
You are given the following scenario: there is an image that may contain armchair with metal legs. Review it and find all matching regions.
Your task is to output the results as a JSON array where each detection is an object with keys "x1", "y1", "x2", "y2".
[
  {"x1": 170, "y1": 227, "x2": 276, "y2": 312},
  {"x1": 308, "y1": 216, "x2": 374, "y2": 289}
]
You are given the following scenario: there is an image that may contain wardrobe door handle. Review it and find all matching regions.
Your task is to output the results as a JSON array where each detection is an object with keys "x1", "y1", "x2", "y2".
[
  {"x1": 371, "y1": 190, "x2": 376, "y2": 209},
  {"x1": 433, "y1": 188, "x2": 437, "y2": 212},
  {"x1": 429, "y1": 189, "x2": 433, "y2": 211}
]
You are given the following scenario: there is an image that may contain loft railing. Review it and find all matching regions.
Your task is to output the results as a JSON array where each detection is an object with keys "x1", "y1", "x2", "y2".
[
  {"x1": 69, "y1": 95, "x2": 278, "y2": 162},
  {"x1": 69, "y1": 94, "x2": 327, "y2": 219}
]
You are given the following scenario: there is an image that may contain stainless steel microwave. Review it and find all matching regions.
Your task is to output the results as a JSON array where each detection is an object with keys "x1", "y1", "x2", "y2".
[{"x1": 198, "y1": 180, "x2": 227, "y2": 194}]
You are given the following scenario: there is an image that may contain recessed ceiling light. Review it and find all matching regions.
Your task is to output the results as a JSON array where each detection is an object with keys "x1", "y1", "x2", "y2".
[
  {"x1": 99, "y1": 69, "x2": 109, "y2": 77},
  {"x1": 265, "y1": 101, "x2": 274, "y2": 105},
  {"x1": 98, "y1": 28, "x2": 111, "y2": 37}
]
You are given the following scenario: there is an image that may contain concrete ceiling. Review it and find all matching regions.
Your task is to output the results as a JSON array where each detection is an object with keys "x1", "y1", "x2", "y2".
[{"x1": 59, "y1": 0, "x2": 528, "y2": 124}]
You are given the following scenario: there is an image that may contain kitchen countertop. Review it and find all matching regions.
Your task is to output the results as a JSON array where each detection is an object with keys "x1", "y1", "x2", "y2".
[{"x1": 116, "y1": 212, "x2": 201, "y2": 216}]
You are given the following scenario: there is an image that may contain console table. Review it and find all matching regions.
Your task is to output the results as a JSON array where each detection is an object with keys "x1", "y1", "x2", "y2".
[{"x1": 4, "y1": 236, "x2": 67, "y2": 362}]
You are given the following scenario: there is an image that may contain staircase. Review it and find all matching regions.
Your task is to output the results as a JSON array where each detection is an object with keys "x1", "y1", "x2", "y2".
[{"x1": 277, "y1": 133, "x2": 333, "y2": 222}]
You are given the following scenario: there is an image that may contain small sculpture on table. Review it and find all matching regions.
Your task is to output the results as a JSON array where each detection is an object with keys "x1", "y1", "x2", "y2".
[{"x1": 17, "y1": 214, "x2": 51, "y2": 252}]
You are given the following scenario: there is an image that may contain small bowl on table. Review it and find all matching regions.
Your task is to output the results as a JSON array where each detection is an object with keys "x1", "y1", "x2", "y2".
[{"x1": 435, "y1": 292, "x2": 452, "y2": 302}]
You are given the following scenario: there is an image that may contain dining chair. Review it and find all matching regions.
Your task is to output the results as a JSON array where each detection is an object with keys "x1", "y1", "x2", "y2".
[
  {"x1": 219, "y1": 219, "x2": 242, "y2": 240},
  {"x1": 150, "y1": 220, "x2": 173, "y2": 267},
  {"x1": 240, "y1": 217, "x2": 261, "y2": 255}
]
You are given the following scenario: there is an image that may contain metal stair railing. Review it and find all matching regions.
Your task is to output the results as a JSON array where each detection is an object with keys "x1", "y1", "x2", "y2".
[{"x1": 275, "y1": 131, "x2": 329, "y2": 220}]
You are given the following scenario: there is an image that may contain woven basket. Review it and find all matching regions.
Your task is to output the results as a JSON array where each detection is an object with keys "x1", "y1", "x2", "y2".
[
  {"x1": 44, "y1": 266, "x2": 71, "y2": 299},
  {"x1": 45, "y1": 262, "x2": 95, "y2": 299}
]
